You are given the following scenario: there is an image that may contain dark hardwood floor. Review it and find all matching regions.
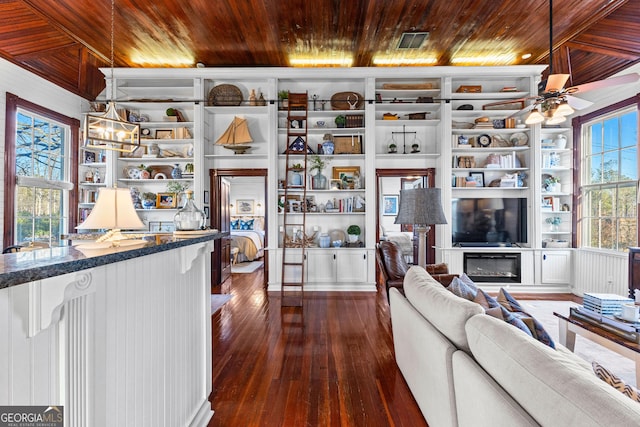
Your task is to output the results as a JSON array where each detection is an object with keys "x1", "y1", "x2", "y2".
[
  {"x1": 208, "y1": 269, "x2": 428, "y2": 426},
  {"x1": 208, "y1": 269, "x2": 580, "y2": 426}
]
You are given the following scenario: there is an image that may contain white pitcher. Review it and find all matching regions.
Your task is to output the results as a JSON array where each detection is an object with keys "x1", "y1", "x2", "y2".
[{"x1": 554, "y1": 135, "x2": 567, "y2": 149}]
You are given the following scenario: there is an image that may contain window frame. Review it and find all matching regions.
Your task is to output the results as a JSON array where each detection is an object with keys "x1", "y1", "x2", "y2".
[
  {"x1": 573, "y1": 93, "x2": 640, "y2": 250},
  {"x1": 3, "y1": 93, "x2": 79, "y2": 248}
]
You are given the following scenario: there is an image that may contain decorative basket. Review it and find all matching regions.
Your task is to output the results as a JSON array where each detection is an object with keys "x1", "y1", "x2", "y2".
[{"x1": 208, "y1": 84, "x2": 243, "y2": 106}]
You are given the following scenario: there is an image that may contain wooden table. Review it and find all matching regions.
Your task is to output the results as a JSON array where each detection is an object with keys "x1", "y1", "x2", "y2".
[{"x1": 554, "y1": 311, "x2": 640, "y2": 385}]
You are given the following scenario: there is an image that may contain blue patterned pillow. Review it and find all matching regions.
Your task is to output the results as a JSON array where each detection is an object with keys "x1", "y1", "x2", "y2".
[
  {"x1": 239, "y1": 219, "x2": 254, "y2": 230},
  {"x1": 473, "y1": 288, "x2": 534, "y2": 338},
  {"x1": 497, "y1": 288, "x2": 556, "y2": 349},
  {"x1": 230, "y1": 219, "x2": 239, "y2": 230}
]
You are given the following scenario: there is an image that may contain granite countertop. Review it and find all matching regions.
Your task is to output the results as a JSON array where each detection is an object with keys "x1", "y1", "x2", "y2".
[{"x1": 0, "y1": 232, "x2": 227, "y2": 289}]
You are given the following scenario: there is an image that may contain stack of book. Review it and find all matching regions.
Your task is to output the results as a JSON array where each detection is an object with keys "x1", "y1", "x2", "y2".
[
  {"x1": 583, "y1": 292, "x2": 633, "y2": 315},
  {"x1": 570, "y1": 293, "x2": 639, "y2": 342}
]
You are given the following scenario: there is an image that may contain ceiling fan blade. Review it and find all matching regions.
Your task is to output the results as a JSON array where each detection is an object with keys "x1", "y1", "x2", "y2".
[
  {"x1": 565, "y1": 94, "x2": 593, "y2": 110},
  {"x1": 545, "y1": 74, "x2": 570, "y2": 92},
  {"x1": 567, "y1": 73, "x2": 640, "y2": 93},
  {"x1": 507, "y1": 103, "x2": 536, "y2": 118}
]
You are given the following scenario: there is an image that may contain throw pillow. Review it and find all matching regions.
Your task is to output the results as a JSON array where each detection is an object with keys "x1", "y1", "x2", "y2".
[
  {"x1": 230, "y1": 219, "x2": 239, "y2": 230},
  {"x1": 474, "y1": 288, "x2": 533, "y2": 338},
  {"x1": 592, "y1": 361, "x2": 640, "y2": 402},
  {"x1": 497, "y1": 288, "x2": 556, "y2": 349},
  {"x1": 446, "y1": 276, "x2": 477, "y2": 301},
  {"x1": 239, "y1": 219, "x2": 254, "y2": 230}
]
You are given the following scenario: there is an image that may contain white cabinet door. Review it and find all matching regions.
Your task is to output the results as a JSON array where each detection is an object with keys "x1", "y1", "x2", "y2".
[
  {"x1": 336, "y1": 250, "x2": 368, "y2": 283},
  {"x1": 541, "y1": 250, "x2": 571, "y2": 284},
  {"x1": 306, "y1": 250, "x2": 337, "y2": 283}
]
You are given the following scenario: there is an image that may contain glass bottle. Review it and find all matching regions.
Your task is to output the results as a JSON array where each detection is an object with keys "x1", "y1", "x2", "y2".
[{"x1": 173, "y1": 190, "x2": 205, "y2": 231}]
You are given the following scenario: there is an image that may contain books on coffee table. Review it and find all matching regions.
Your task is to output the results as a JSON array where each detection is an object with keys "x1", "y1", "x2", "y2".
[{"x1": 583, "y1": 293, "x2": 633, "y2": 315}]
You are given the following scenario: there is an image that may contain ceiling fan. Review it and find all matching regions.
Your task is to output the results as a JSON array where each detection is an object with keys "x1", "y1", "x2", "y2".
[{"x1": 513, "y1": 0, "x2": 639, "y2": 125}]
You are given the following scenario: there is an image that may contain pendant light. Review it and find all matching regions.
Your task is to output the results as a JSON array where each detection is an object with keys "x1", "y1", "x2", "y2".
[
  {"x1": 525, "y1": 107, "x2": 545, "y2": 125},
  {"x1": 83, "y1": 0, "x2": 140, "y2": 153}
]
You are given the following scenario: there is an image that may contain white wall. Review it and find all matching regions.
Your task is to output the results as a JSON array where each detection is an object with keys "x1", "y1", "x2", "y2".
[
  {"x1": 229, "y1": 176, "x2": 265, "y2": 217},
  {"x1": 0, "y1": 58, "x2": 88, "y2": 242}
]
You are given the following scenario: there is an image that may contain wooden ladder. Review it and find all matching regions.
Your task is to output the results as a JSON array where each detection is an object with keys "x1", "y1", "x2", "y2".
[{"x1": 281, "y1": 91, "x2": 309, "y2": 307}]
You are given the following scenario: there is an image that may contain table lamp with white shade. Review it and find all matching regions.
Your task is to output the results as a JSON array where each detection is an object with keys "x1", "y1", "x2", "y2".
[
  {"x1": 394, "y1": 188, "x2": 447, "y2": 269},
  {"x1": 76, "y1": 187, "x2": 146, "y2": 247}
]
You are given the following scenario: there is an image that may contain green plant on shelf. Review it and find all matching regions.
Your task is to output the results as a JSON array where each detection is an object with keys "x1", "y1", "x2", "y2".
[
  {"x1": 308, "y1": 155, "x2": 329, "y2": 174},
  {"x1": 545, "y1": 216, "x2": 562, "y2": 226},
  {"x1": 347, "y1": 225, "x2": 361, "y2": 236},
  {"x1": 142, "y1": 192, "x2": 156, "y2": 202}
]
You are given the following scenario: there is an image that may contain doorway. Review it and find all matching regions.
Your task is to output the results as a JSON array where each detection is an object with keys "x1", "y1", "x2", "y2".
[
  {"x1": 210, "y1": 168, "x2": 268, "y2": 287},
  {"x1": 375, "y1": 168, "x2": 436, "y2": 265}
]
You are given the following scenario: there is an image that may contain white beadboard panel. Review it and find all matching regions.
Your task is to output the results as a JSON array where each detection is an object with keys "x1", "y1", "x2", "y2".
[
  {"x1": 0, "y1": 240, "x2": 214, "y2": 426},
  {"x1": 0, "y1": 57, "x2": 88, "y2": 243},
  {"x1": 573, "y1": 249, "x2": 629, "y2": 296}
]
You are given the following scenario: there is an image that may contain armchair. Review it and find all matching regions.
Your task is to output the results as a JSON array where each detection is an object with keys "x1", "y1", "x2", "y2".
[{"x1": 375, "y1": 240, "x2": 458, "y2": 299}]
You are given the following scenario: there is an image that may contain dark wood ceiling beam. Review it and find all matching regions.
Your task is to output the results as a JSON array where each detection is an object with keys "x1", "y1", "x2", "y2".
[
  {"x1": 21, "y1": 0, "x2": 109, "y2": 63},
  {"x1": 532, "y1": 0, "x2": 629, "y2": 64},
  {"x1": 565, "y1": 40, "x2": 639, "y2": 61}
]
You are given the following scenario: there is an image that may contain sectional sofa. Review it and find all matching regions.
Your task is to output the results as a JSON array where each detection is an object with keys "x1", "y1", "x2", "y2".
[{"x1": 390, "y1": 266, "x2": 640, "y2": 427}]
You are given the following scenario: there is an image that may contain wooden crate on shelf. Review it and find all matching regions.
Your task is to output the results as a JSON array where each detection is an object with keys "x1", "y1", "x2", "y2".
[{"x1": 333, "y1": 135, "x2": 363, "y2": 154}]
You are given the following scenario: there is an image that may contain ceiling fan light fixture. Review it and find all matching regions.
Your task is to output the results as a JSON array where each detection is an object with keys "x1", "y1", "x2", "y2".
[
  {"x1": 545, "y1": 109, "x2": 567, "y2": 125},
  {"x1": 525, "y1": 108, "x2": 545, "y2": 125},
  {"x1": 554, "y1": 100, "x2": 574, "y2": 116}
]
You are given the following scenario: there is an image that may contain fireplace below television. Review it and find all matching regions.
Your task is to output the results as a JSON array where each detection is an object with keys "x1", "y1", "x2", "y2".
[{"x1": 463, "y1": 252, "x2": 521, "y2": 283}]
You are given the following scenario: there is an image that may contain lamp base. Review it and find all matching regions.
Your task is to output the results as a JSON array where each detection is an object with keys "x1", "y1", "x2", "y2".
[{"x1": 416, "y1": 225, "x2": 431, "y2": 269}]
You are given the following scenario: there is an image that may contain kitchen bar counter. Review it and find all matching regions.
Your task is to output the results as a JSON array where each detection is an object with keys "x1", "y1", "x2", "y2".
[
  {"x1": 0, "y1": 232, "x2": 226, "y2": 288},
  {"x1": 0, "y1": 232, "x2": 225, "y2": 426}
]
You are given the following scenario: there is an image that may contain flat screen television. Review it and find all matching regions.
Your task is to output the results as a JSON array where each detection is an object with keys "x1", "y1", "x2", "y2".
[{"x1": 452, "y1": 198, "x2": 528, "y2": 247}]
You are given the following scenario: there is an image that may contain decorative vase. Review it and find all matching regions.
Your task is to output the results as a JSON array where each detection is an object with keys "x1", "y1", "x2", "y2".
[
  {"x1": 139, "y1": 169, "x2": 151, "y2": 179},
  {"x1": 142, "y1": 199, "x2": 155, "y2": 209},
  {"x1": 290, "y1": 170, "x2": 302, "y2": 186},
  {"x1": 319, "y1": 234, "x2": 330, "y2": 248},
  {"x1": 322, "y1": 141, "x2": 334, "y2": 155},
  {"x1": 550, "y1": 223, "x2": 559, "y2": 232},
  {"x1": 173, "y1": 190, "x2": 205, "y2": 231},
  {"x1": 348, "y1": 234, "x2": 359, "y2": 243},
  {"x1": 171, "y1": 163, "x2": 182, "y2": 179},
  {"x1": 312, "y1": 171, "x2": 327, "y2": 189}
]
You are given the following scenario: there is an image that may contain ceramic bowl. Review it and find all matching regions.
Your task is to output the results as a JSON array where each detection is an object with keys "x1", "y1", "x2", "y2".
[{"x1": 332, "y1": 240, "x2": 342, "y2": 247}]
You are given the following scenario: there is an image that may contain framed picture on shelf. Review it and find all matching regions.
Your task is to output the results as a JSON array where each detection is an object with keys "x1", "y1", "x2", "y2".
[
  {"x1": 155, "y1": 129, "x2": 174, "y2": 139},
  {"x1": 236, "y1": 199, "x2": 254, "y2": 215},
  {"x1": 84, "y1": 151, "x2": 96, "y2": 164},
  {"x1": 329, "y1": 179, "x2": 342, "y2": 190},
  {"x1": 156, "y1": 193, "x2": 176, "y2": 209},
  {"x1": 382, "y1": 195, "x2": 399, "y2": 216},
  {"x1": 469, "y1": 172, "x2": 485, "y2": 187},
  {"x1": 333, "y1": 166, "x2": 360, "y2": 189}
]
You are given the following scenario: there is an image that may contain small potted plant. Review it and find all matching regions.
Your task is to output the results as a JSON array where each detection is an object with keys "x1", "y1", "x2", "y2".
[
  {"x1": 335, "y1": 115, "x2": 346, "y2": 128},
  {"x1": 347, "y1": 224, "x2": 361, "y2": 243},
  {"x1": 142, "y1": 192, "x2": 156, "y2": 209},
  {"x1": 138, "y1": 164, "x2": 153, "y2": 179},
  {"x1": 278, "y1": 90, "x2": 289, "y2": 110},
  {"x1": 544, "y1": 176, "x2": 560, "y2": 192},
  {"x1": 545, "y1": 216, "x2": 562, "y2": 231}
]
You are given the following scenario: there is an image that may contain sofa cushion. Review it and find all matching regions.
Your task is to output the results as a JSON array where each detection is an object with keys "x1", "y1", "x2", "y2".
[
  {"x1": 404, "y1": 266, "x2": 484, "y2": 352},
  {"x1": 447, "y1": 276, "x2": 477, "y2": 301},
  {"x1": 426, "y1": 263, "x2": 449, "y2": 275},
  {"x1": 592, "y1": 361, "x2": 640, "y2": 403},
  {"x1": 496, "y1": 288, "x2": 555, "y2": 348},
  {"x1": 466, "y1": 314, "x2": 640, "y2": 426}
]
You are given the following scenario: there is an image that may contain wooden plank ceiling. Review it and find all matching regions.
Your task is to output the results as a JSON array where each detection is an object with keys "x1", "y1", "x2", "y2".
[{"x1": 0, "y1": 0, "x2": 638, "y2": 100}]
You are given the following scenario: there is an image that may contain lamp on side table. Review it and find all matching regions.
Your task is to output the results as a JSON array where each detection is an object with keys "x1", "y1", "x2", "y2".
[{"x1": 394, "y1": 188, "x2": 447, "y2": 269}]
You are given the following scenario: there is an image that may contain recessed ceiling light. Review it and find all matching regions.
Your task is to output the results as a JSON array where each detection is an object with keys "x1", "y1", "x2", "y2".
[{"x1": 398, "y1": 32, "x2": 429, "y2": 49}]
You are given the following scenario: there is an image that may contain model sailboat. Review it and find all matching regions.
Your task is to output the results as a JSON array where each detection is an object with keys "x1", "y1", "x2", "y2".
[{"x1": 215, "y1": 116, "x2": 253, "y2": 154}]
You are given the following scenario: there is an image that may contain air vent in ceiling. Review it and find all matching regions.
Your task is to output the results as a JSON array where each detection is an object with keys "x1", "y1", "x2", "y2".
[{"x1": 398, "y1": 32, "x2": 429, "y2": 49}]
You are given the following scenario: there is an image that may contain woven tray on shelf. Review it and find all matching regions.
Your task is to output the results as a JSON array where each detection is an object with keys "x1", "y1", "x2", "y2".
[
  {"x1": 208, "y1": 84, "x2": 243, "y2": 106},
  {"x1": 330, "y1": 92, "x2": 364, "y2": 110}
]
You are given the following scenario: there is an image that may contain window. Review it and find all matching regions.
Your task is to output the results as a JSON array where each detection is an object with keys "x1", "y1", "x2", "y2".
[
  {"x1": 579, "y1": 103, "x2": 638, "y2": 251},
  {"x1": 4, "y1": 94, "x2": 79, "y2": 248}
]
